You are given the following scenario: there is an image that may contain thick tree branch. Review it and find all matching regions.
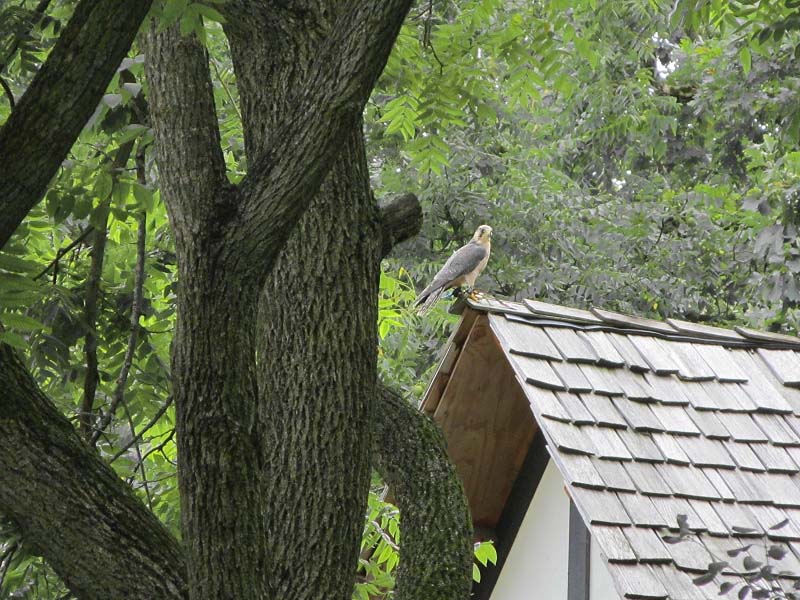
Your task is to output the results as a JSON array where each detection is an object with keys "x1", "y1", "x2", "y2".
[
  {"x1": 143, "y1": 22, "x2": 228, "y2": 243},
  {"x1": 0, "y1": 344, "x2": 186, "y2": 599},
  {"x1": 229, "y1": 0, "x2": 413, "y2": 278},
  {"x1": 373, "y1": 385, "x2": 474, "y2": 600},
  {"x1": 0, "y1": 0, "x2": 152, "y2": 250},
  {"x1": 379, "y1": 193, "x2": 422, "y2": 258}
]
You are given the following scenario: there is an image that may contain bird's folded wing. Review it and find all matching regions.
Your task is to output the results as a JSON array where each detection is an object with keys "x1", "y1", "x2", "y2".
[{"x1": 433, "y1": 243, "x2": 488, "y2": 286}]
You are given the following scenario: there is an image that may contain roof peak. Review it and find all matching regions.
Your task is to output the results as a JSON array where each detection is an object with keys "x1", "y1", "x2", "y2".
[{"x1": 459, "y1": 295, "x2": 800, "y2": 350}]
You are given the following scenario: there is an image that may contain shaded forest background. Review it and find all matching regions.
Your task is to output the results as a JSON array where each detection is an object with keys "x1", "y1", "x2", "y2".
[{"x1": 2, "y1": 0, "x2": 800, "y2": 597}]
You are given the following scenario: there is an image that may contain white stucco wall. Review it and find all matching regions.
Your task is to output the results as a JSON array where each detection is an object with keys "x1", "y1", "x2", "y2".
[
  {"x1": 490, "y1": 460, "x2": 623, "y2": 600},
  {"x1": 491, "y1": 461, "x2": 570, "y2": 600}
]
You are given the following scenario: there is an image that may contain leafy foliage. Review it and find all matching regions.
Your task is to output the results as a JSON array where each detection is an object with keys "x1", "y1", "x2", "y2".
[{"x1": 473, "y1": 540, "x2": 498, "y2": 583}]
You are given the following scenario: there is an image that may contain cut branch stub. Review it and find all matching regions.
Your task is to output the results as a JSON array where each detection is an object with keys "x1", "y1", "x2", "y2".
[{"x1": 379, "y1": 192, "x2": 422, "y2": 258}]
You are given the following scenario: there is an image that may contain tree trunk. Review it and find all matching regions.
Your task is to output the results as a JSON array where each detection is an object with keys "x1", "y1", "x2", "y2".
[
  {"x1": 145, "y1": 2, "x2": 411, "y2": 596},
  {"x1": 256, "y1": 124, "x2": 380, "y2": 599},
  {"x1": 172, "y1": 258, "x2": 267, "y2": 597}
]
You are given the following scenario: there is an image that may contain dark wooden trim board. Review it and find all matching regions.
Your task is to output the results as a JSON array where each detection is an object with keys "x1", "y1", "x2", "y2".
[
  {"x1": 568, "y1": 500, "x2": 591, "y2": 600},
  {"x1": 471, "y1": 430, "x2": 549, "y2": 599}
]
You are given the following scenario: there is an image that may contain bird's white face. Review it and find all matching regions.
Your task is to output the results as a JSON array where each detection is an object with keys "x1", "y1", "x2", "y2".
[{"x1": 474, "y1": 225, "x2": 492, "y2": 243}]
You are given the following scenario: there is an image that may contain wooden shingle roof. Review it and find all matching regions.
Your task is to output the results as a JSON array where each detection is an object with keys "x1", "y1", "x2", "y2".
[{"x1": 422, "y1": 297, "x2": 800, "y2": 599}]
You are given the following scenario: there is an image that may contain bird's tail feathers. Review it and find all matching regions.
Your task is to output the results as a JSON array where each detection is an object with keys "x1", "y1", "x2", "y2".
[{"x1": 413, "y1": 287, "x2": 446, "y2": 316}]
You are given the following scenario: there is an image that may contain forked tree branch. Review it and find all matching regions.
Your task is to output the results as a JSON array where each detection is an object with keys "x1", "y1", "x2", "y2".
[
  {"x1": 0, "y1": 0, "x2": 152, "y2": 250},
  {"x1": 228, "y1": 0, "x2": 413, "y2": 279}
]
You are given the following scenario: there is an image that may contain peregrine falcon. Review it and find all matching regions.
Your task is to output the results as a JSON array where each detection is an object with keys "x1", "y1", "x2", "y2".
[{"x1": 413, "y1": 225, "x2": 492, "y2": 315}]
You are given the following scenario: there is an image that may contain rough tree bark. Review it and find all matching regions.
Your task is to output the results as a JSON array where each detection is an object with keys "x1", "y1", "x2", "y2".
[
  {"x1": 256, "y1": 122, "x2": 381, "y2": 598},
  {"x1": 0, "y1": 0, "x2": 152, "y2": 249},
  {"x1": 0, "y1": 338, "x2": 472, "y2": 600}
]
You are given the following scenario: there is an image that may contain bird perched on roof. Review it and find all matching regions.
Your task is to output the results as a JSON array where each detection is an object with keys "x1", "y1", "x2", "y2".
[{"x1": 413, "y1": 224, "x2": 492, "y2": 315}]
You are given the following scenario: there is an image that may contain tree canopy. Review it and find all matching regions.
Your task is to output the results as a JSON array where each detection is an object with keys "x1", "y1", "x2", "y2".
[{"x1": 2, "y1": 0, "x2": 800, "y2": 598}]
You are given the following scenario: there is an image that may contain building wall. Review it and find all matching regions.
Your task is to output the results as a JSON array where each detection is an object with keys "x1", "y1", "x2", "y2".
[
  {"x1": 490, "y1": 461, "x2": 622, "y2": 600},
  {"x1": 491, "y1": 461, "x2": 570, "y2": 600}
]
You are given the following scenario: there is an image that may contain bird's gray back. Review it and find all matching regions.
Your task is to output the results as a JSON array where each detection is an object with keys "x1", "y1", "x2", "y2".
[{"x1": 432, "y1": 241, "x2": 487, "y2": 285}]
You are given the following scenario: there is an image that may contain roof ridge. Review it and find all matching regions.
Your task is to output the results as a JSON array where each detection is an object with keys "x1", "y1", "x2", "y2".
[{"x1": 461, "y1": 295, "x2": 800, "y2": 350}]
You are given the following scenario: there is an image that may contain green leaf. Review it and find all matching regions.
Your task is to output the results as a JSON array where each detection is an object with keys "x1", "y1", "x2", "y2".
[
  {"x1": 475, "y1": 540, "x2": 498, "y2": 566},
  {"x1": 192, "y1": 3, "x2": 227, "y2": 23},
  {"x1": 117, "y1": 124, "x2": 149, "y2": 144},
  {"x1": 94, "y1": 172, "x2": 114, "y2": 201},
  {"x1": 179, "y1": 7, "x2": 204, "y2": 38},
  {"x1": 738, "y1": 46, "x2": 751, "y2": 74},
  {"x1": 133, "y1": 183, "x2": 155, "y2": 212},
  {"x1": 0, "y1": 330, "x2": 28, "y2": 349},
  {"x1": 1, "y1": 312, "x2": 45, "y2": 332},
  {"x1": 0, "y1": 253, "x2": 39, "y2": 274},
  {"x1": 160, "y1": 0, "x2": 189, "y2": 28}
]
